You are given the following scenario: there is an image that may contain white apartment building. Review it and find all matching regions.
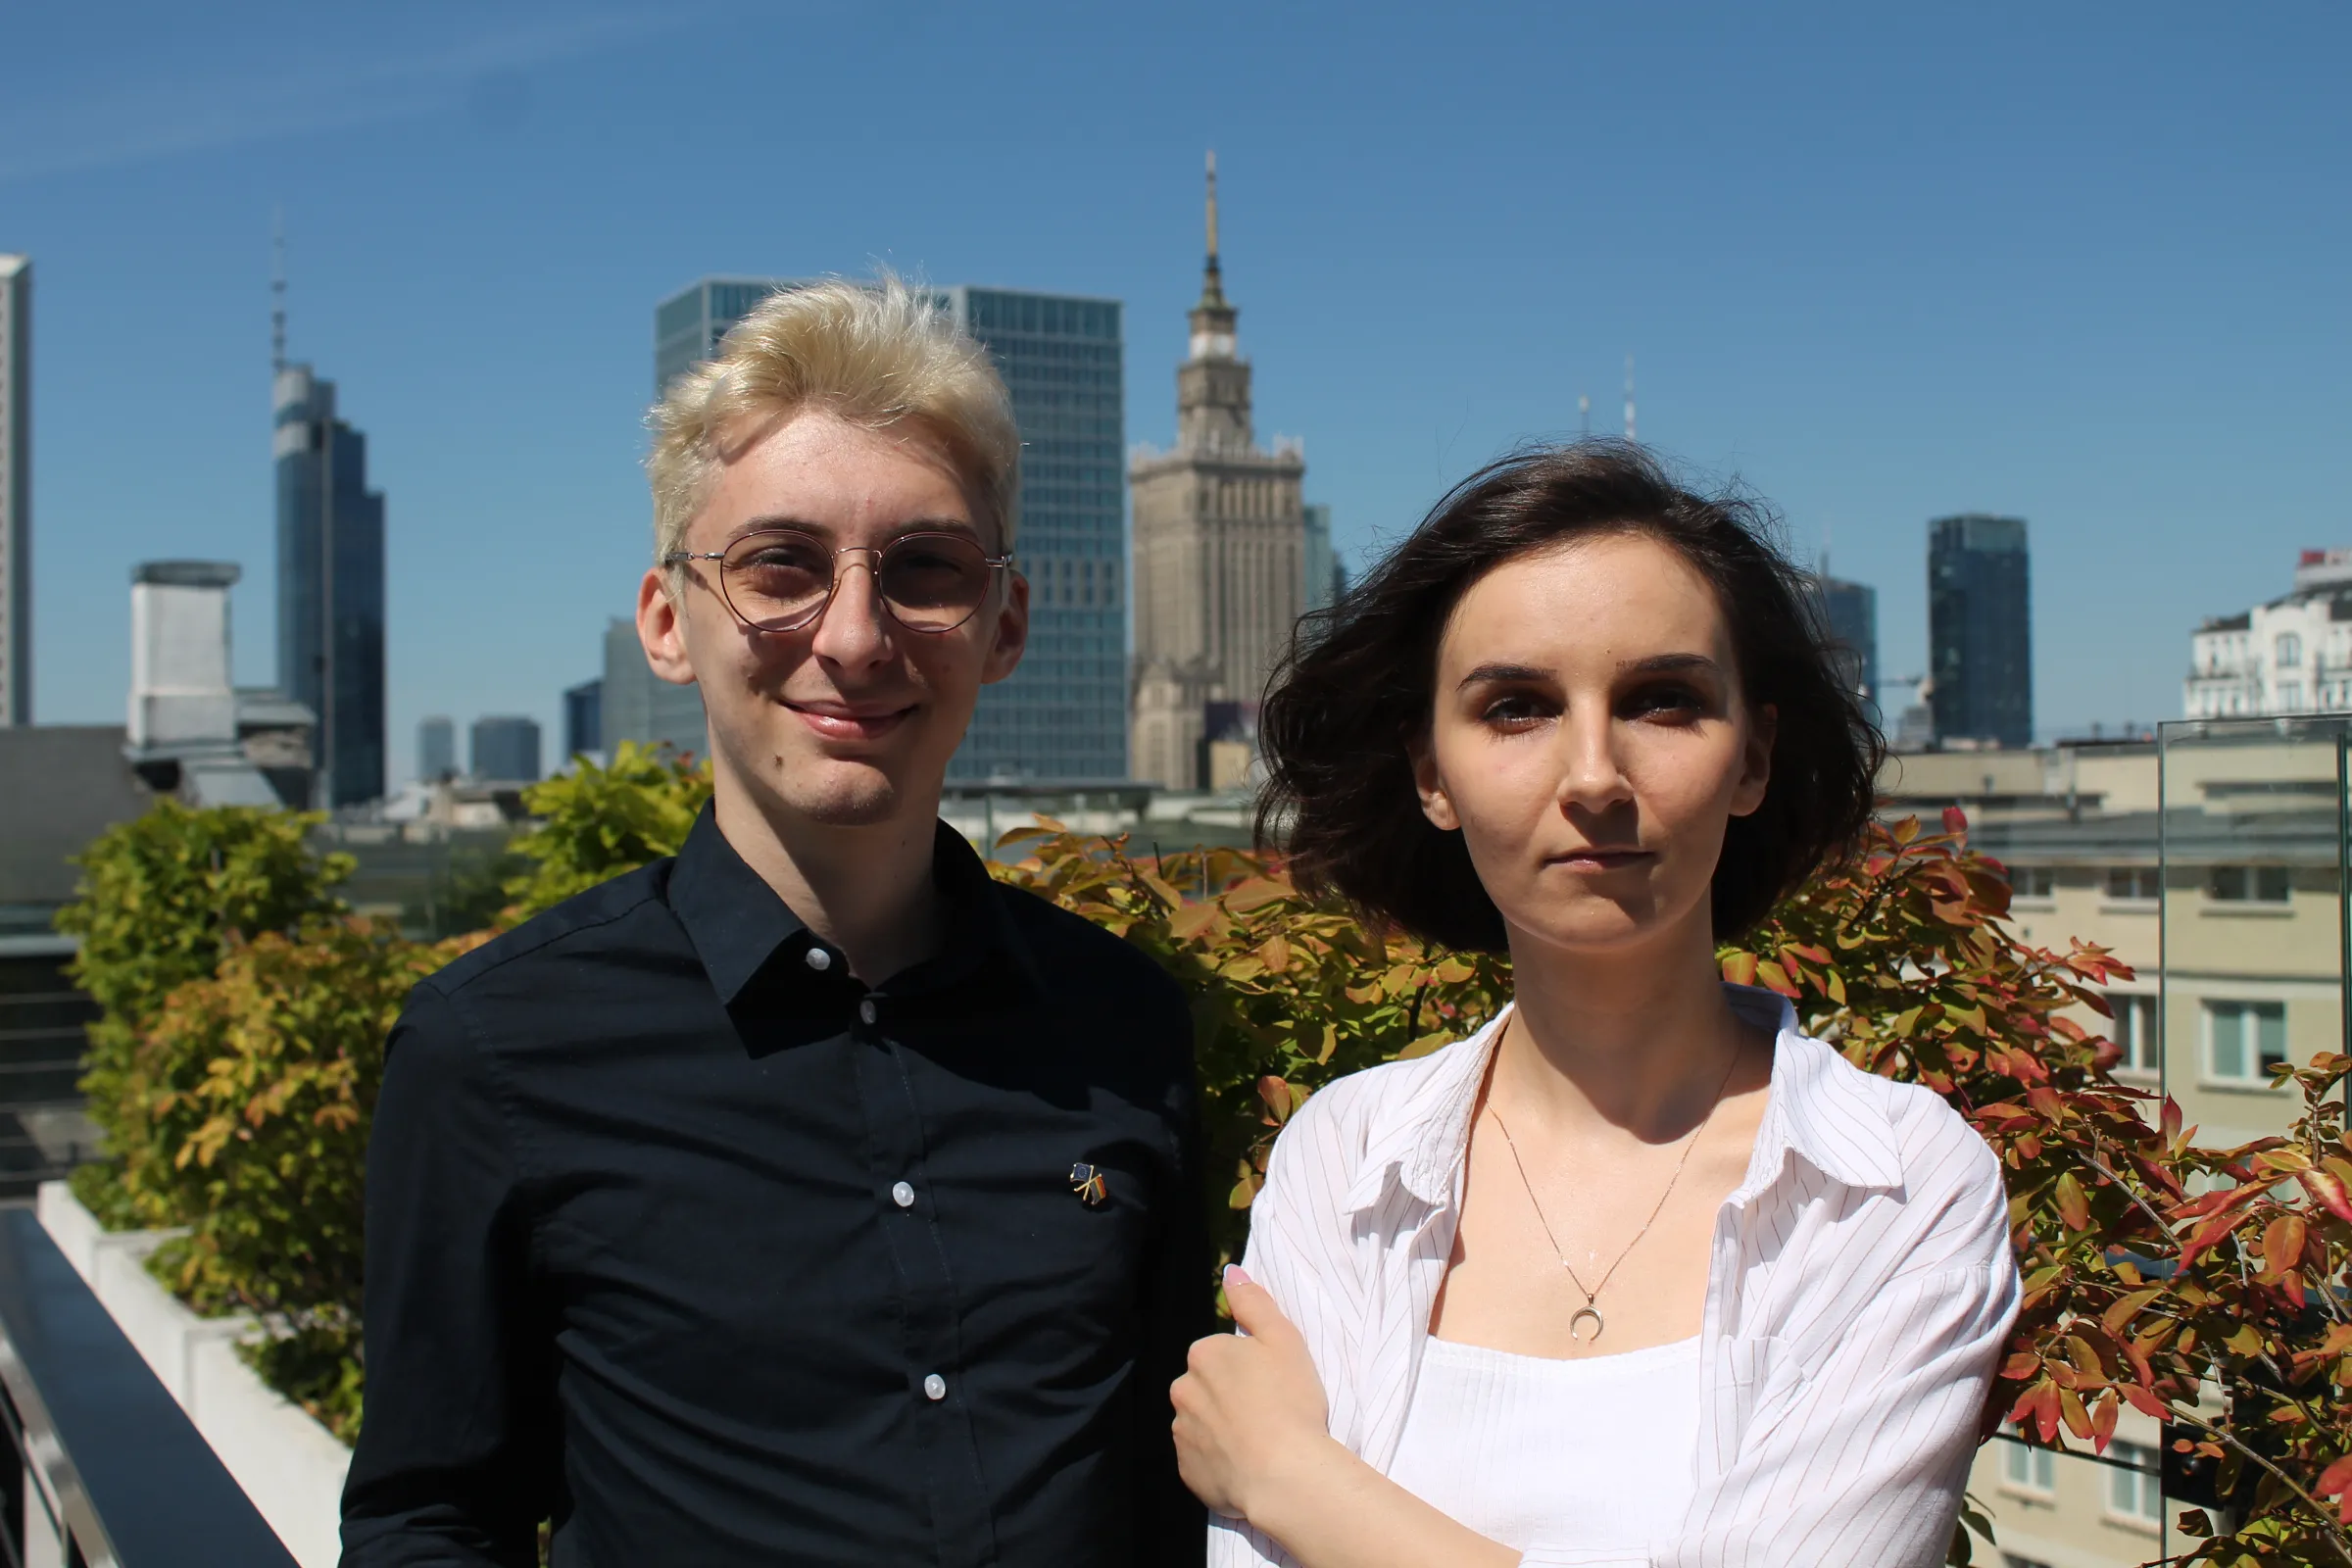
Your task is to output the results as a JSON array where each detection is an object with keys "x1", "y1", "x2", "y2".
[{"x1": 2186, "y1": 550, "x2": 2352, "y2": 717}]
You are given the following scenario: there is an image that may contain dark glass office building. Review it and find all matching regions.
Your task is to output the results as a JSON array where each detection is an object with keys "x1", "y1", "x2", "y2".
[
  {"x1": 274, "y1": 366, "x2": 385, "y2": 806},
  {"x1": 1811, "y1": 574, "x2": 1879, "y2": 719},
  {"x1": 1928, "y1": 514, "x2": 2032, "y2": 749},
  {"x1": 470, "y1": 715, "x2": 543, "y2": 782},
  {"x1": 564, "y1": 679, "x2": 603, "y2": 760},
  {"x1": 652, "y1": 278, "x2": 1128, "y2": 780}
]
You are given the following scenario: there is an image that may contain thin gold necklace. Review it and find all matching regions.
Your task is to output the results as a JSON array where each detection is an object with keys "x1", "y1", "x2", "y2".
[{"x1": 1482, "y1": 1022, "x2": 1743, "y2": 1345}]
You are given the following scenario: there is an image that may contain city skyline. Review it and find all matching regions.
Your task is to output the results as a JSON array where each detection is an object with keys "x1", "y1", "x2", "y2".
[{"x1": 3, "y1": 4, "x2": 2344, "y2": 776}]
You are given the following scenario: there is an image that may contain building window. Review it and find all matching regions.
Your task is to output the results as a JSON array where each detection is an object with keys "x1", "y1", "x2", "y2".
[
  {"x1": 2010, "y1": 866, "x2": 2055, "y2": 900},
  {"x1": 2110, "y1": 994, "x2": 2158, "y2": 1072},
  {"x1": 2106, "y1": 867, "x2": 2161, "y2": 902},
  {"x1": 2209, "y1": 865, "x2": 2291, "y2": 903},
  {"x1": 2279, "y1": 681, "x2": 2305, "y2": 710},
  {"x1": 2107, "y1": 1439, "x2": 2162, "y2": 1525},
  {"x1": 2207, "y1": 1000, "x2": 2287, "y2": 1084},
  {"x1": 2002, "y1": 1436, "x2": 2056, "y2": 1494},
  {"x1": 2278, "y1": 632, "x2": 2304, "y2": 667}
]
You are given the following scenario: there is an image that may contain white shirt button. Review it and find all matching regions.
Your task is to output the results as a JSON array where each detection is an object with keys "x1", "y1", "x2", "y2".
[
  {"x1": 922, "y1": 1373, "x2": 947, "y2": 1401},
  {"x1": 804, "y1": 947, "x2": 832, "y2": 972},
  {"x1": 891, "y1": 1181, "x2": 915, "y2": 1208},
  {"x1": 858, "y1": 1000, "x2": 877, "y2": 1025}
]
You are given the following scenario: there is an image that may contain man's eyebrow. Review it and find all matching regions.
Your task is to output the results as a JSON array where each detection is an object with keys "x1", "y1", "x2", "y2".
[{"x1": 723, "y1": 515, "x2": 980, "y2": 544}]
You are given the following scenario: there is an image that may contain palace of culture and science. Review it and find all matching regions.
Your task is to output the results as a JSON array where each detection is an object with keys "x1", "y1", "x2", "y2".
[{"x1": 1128, "y1": 157, "x2": 1312, "y2": 791}]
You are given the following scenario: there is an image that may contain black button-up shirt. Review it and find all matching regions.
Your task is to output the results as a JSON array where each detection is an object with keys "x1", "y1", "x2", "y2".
[{"x1": 343, "y1": 809, "x2": 1208, "y2": 1567}]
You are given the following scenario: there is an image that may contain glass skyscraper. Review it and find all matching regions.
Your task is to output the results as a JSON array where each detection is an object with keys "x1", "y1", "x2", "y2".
[
  {"x1": 1928, "y1": 514, "x2": 2033, "y2": 749},
  {"x1": 651, "y1": 278, "x2": 1129, "y2": 780},
  {"x1": 274, "y1": 365, "x2": 386, "y2": 806},
  {"x1": 1810, "y1": 572, "x2": 1880, "y2": 720}
]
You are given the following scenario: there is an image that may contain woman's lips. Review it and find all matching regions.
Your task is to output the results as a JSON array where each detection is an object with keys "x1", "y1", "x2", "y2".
[
  {"x1": 786, "y1": 700, "x2": 914, "y2": 742},
  {"x1": 1549, "y1": 848, "x2": 1653, "y2": 871}
]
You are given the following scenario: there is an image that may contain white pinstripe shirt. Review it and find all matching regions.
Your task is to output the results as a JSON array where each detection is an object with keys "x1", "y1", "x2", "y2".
[{"x1": 1207, "y1": 985, "x2": 2020, "y2": 1568}]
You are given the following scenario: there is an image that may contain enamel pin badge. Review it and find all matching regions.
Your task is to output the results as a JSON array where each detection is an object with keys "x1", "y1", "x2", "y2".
[{"x1": 1069, "y1": 1161, "x2": 1108, "y2": 1208}]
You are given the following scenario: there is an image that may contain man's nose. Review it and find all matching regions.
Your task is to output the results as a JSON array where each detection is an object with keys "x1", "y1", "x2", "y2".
[{"x1": 808, "y1": 554, "x2": 895, "y2": 668}]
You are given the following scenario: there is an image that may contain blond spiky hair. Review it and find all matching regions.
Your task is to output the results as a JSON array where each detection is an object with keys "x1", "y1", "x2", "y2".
[{"x1": 645, "y1": 274, "x2": 1021, "y2": 564}]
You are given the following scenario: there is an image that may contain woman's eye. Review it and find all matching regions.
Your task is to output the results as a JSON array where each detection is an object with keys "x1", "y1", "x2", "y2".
[
  {"x1": 1480, "y1": 694, "x2": 1549, "y2": 725},
  {"x1": 1626, "y1": 684, "x2": 1704, "y2": 718}
]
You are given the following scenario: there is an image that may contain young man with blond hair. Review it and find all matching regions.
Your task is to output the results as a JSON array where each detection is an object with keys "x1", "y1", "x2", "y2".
[{"x1": 343, "y1": 278, "x2": 1206, "y2": 1567}]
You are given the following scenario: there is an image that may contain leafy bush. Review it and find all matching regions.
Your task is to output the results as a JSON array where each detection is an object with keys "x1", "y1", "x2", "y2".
[
  {"x1": 504, "y1": 742, "x2": 710, "y2": 917},
  {"x1": 55, "y1": 803, "x2": 353, "y2": 1226},
  {"x1": 134, "y1": 919, "x2": 481, "y2": 1440}
]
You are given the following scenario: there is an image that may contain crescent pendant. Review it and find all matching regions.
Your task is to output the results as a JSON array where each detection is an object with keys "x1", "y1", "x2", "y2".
[{"x1": 1568, "y1": 1305, "x2": 1605, "y2": 1344}]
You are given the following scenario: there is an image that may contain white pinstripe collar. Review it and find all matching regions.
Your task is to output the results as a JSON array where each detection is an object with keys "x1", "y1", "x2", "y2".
[{"x1": 1345, "y1": 983, "x2": 1907, "y2": 1216}]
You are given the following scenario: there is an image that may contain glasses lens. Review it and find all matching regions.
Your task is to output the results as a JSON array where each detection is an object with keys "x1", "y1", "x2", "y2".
[
  {"x1": 722, "y1": 532, "x2": 834, "y2": 629},
  {"x1": 879, "y1": 534, "x2": 993, "y2": 630}
]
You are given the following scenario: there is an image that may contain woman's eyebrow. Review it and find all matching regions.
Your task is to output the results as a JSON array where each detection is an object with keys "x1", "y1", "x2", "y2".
[
  {"x1": 1619, "y1": 653, "x2": 1721, "y2": 676},
  {"x1": 1456, "y1": 662, "x2": 1551, "y2": 690}
]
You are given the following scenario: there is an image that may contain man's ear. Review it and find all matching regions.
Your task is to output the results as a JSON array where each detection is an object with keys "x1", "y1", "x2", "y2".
[
  {"x1": 1730, "y1": 702, "x2": 1777, "y2": 818},
  {"x1": 979, "y1": 570, "x2": 1030, "y2": 686},
  {"x1": 1409, "y1": 732, "x2": 1460, "y2": 832},
  {"x1": 637, "y1": 566, "x2": 698, "y2": 687}
]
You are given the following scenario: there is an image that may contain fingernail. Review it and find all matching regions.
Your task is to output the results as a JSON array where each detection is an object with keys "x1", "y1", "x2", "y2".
[{"x1": 1224, "y1": 1264, "x2": 1251, "y2": 1289}]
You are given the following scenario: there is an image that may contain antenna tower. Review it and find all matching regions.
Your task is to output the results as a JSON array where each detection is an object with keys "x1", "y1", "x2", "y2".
[{"x1": 270, "y1": 209, "x2": 287, "y2": 374}]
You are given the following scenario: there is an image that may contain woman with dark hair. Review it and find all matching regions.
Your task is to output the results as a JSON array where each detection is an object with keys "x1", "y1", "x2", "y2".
[{"x1": 1172, "y1": 445, "x2": 2018, "y2": 1567}]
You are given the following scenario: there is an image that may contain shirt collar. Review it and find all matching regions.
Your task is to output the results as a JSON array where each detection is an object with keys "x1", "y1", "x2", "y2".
[
  {"x1": 1345, "y1": 982, "x2": 1904, "y2": 1216},
  {"x1": 667, "y1": 806, "x2": 1043, "y2": 1005}
]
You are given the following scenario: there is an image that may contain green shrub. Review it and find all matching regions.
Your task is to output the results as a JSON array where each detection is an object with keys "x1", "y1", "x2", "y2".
[
  {"x1": 55, "y1": 802, "x2": 352, "y2": 1227},
  {"x1": 504, "y1": 742, "x2": 710, "y2": 918}
]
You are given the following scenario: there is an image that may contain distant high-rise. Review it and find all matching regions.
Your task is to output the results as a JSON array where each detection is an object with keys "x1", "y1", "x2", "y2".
[
  {"x1": 651, "y1": 274, "x2": 1129, "y2": 780},
  {"x1": 601, "y1": 618, "x2": 707, "y2": 759},
  {"x1": 1302, "y1": 504, "x2": 1343, "y2": 614},
  {"x1": 469, "y1": 715, "x2": 542, "y2": 783},
  {"x1": 416, "y1": 715, "x2": 456, "y2": 782},
  {"x1": 564, "y1": 678, "x2": 603, "y2": 761},
  {"x1": 275, "y1": 365, "x2": 386, "y2": 805},
  {"x1": 1, "y1": 255, "x2": 28, "y2": 726},
  {"x1": 1928, "y1": 514, "x2": 2032, "y2": 749},
  {"x1": 1129, "y1": 154, "x2": 1307, "y2": 790},
  {"x1": 1810, "y1": 570, "x2": 1879, "y2": 718}
]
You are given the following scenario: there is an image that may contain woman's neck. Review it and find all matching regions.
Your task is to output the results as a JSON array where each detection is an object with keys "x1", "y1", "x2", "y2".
[{"x1": 1494, "y1": 911, "x2": 1750, "y2": 1142}]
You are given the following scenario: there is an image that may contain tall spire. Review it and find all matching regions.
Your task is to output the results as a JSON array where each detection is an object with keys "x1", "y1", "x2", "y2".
[
  {"x1": 270, "y1": 208, "x2": 287, "y2": 373},
  {"x1": 1200, "y1": 149, "x2": 1227, "y2": 309},
  {"x1": 1623, "y1": 354, "x2": 1637, "y2": 442},
  {"x1": 1187, "y1": 150, "x2": 1239, "y2": 366}
]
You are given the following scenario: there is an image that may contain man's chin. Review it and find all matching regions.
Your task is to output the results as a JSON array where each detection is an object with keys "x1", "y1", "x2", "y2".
[{"x1": 770, "y1": 760, "x2": 921, "y2": 829}]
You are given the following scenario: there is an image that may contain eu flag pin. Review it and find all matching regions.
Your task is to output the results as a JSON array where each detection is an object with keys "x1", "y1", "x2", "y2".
[{"x1": 1069, "y1": 1161, "x2": 1108, "y2": 1207}]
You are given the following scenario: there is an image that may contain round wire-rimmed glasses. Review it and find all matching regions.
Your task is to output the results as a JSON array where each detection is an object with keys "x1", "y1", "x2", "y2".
[{"x1": 662, "y1": 527, "x2": 1013, "y2": 635}]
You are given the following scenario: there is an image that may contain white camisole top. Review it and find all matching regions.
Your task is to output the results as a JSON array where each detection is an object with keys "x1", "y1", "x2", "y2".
[{"x1": 1383, "y1": 1334, "x2": 1702, "y2": 1557}]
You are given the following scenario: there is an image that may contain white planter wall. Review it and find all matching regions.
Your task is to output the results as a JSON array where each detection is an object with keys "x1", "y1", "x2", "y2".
[{"x1": 36, "y1": 1181, "x2": 350, "y2": 1568}]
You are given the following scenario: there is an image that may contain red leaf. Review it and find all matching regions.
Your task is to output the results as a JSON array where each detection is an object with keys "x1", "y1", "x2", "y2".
[{"x1": 2306, "y1": 1169, "x2": 2352, "y2": 1228}]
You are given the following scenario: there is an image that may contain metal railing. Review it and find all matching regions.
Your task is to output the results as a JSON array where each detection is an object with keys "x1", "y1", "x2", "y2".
[{"x1": 0, "y1": 1208, "x2": 298, "y2": 1568}]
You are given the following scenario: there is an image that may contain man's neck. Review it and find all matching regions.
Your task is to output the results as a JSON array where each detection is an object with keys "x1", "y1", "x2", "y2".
[{"x1": 710, "y1": 786, "x2": 945, "y2": 986}]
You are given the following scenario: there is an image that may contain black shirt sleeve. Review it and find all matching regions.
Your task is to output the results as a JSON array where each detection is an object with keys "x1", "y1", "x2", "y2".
[
  {"x1": 341, "y1": 983, "x2": 558, "y2": 1568},
  {"x1": 1132, "y1": 995, "x2": 1212, "y2": 1566}
]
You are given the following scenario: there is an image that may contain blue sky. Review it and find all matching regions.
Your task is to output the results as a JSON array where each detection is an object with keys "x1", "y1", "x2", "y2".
[{"x1": 6, "y1": 1, "x2": 2346, "y2": 779}]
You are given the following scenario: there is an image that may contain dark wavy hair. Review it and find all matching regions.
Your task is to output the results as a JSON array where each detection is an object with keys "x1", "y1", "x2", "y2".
[{"x1": 1255, "y1": 442, "x2": 1884, "y2": 954}]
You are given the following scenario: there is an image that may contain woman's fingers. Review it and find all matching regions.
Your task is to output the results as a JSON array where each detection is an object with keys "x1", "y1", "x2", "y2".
[{"x1": 1224, "y1": 1268, "x2": 1309, "y2": 1354}]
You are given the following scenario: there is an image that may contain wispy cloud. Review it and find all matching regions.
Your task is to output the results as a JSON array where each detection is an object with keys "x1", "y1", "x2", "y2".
[{"x1": 0, "y1": 9, "x2": 682, "y2": 185}]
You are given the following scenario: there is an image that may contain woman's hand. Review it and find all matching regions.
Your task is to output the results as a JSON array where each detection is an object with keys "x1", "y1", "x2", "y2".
[{"x1": 1171, "y1": 1266, "x2": 1337, "y2": 1522}]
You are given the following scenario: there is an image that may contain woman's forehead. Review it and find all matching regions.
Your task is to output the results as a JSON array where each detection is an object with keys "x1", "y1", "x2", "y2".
[{"x1": 1443, "y1": 534, "x2": 1733, "y2": 666}]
